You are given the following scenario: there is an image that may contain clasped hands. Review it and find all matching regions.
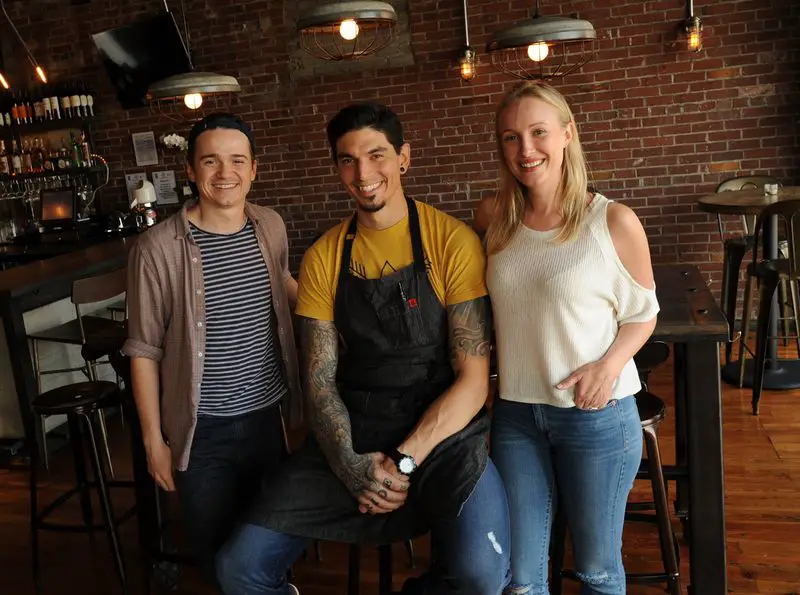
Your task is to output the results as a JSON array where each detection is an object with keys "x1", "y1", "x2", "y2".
[{"x1": 347, "y1": 452, "x2": 411, "y2": 515}]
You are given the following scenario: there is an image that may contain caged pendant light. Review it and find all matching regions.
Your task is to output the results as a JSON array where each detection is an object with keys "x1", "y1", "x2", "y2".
[
  {"x1": 146, "y1": 0, "x2": 241, "y2": 122},
  {"x1": 297, "y1": 1, "x2": 398, "y2": 61},
  {"x1": 487, "y1": 0, "x2": 597, "y2": 81}
]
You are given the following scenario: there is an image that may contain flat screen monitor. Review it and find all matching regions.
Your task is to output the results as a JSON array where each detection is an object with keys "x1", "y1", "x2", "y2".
[
  {"x1": 40, "y1": 188, "x2": 76, "y2": 224},
  {"x1": 91, "y1": 11, "x2": 193, "y2": 109}
]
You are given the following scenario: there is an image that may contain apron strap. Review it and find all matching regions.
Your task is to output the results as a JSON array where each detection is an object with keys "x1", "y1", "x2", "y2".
[
  {"x1": 406, "y1": 197, "x2": 426, "y2": 275},
  {"x1": 336, "y1": 214, "x2": 359, "y2": 299}
]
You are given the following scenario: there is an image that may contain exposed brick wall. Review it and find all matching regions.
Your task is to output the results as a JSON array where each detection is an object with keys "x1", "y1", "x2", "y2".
[{"x1": 3, "y1": 0, "x2": 799, "y2": 288}]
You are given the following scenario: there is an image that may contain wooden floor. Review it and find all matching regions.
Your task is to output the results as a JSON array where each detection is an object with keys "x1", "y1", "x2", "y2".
[{"x1": 2, "y1": 349, "x2": 800, "y2": 595}]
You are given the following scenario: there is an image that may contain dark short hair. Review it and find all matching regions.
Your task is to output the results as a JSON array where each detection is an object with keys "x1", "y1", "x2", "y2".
[
  {"x1": 326, "y1": 102, "x2": 404, "y2": 161},
  {"x1": 187, "y1": 112, "x2": 256, "y2": 164}
]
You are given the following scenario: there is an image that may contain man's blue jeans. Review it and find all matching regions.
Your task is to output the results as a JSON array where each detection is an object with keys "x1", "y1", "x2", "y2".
[
  {"x1": 490, "y1": 397, "x2": 642, "y2": 595},
  {"x1": 216, "y1": 460, "x2": 511, "y2": 594}
]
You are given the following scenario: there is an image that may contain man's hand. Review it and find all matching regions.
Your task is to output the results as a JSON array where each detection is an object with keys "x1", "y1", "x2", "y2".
[
  {"x1": 351, "y1": 452, "x2": 409, "y2": 514},
  {"x1": 144, "y1": 436, "x2": 175, "y2": 491}
]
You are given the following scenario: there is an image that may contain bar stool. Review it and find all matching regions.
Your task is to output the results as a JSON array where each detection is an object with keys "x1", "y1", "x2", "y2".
[
  {"x1": 715, "y1": 175, "x2": 781, "y2": 365},
  {"x1": 551, "y1": 342, "x2": 681, "y2": 595},
  {"x1": 30, "y1": 380, "x2": 133, "y2": 593},
  {"x1": 27, "y1": 267, "x2": 127, "y2": 472}
]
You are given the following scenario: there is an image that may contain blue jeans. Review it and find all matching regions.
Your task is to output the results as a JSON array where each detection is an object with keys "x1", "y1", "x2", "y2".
[
  {"x1": 174, "y1": 405, "x2": 286, "y2": 578},
  {"x1": 491, "y1": 397, "x2": 642, "y2": 595},
  {"x1": 216, "y1": 460, "x2": 511, "y2": 595}
]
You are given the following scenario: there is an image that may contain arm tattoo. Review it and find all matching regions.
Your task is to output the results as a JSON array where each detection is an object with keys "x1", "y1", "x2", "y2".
[
  {"x1": 301, "y1": 317, "x2": 371, "y2": 495},
  {"x1": 447, "y1": 296, "x2": 492, "y2": 368}
]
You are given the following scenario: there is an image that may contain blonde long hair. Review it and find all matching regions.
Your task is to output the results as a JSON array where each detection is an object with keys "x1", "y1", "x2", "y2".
[{"x1": 485, "y1": 82, "x2": 590, "y2": 254}]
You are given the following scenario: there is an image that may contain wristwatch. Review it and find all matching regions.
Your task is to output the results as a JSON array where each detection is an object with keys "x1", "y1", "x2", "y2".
[{"x1": 387, "y1": 448, "x2": 418, "y2": 475}]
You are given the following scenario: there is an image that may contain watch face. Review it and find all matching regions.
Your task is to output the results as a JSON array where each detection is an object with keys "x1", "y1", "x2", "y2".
[{"x1": 398, "y1": 457, "x2": 415, "y2": 474}]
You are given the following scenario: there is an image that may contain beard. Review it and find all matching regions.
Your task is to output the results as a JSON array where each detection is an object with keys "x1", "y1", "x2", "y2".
[{"x1": 356, "y1": 196, "x2": 386, "y2": 213}]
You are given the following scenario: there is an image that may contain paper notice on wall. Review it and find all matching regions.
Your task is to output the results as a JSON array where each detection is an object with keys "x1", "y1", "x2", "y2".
[
  {"x1": 125, "y1": 172, "x2": 148, "y2": 205},
  {"x1": 132, "y1": 131, "x2": 159, "y2": 166},
  {"x1": 152, "y1": 170, "x2": 179, "y2": 205}
]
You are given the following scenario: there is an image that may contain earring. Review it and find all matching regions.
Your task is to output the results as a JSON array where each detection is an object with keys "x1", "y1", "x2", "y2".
[{"x1": 400, "y1": 166, "x2": 407, "y2": 173}]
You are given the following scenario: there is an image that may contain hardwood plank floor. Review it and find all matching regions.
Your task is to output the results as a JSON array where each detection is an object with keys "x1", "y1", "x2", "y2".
[{"x1": 2, "y1": 348, "x2": 800, "y2": 594}]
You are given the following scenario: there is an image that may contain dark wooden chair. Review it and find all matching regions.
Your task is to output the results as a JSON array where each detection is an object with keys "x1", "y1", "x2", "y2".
[
  {"x1": 551, "y1": 341, "x2": 681, "y2": 595},
  {"x1": 738, "y1": 198, "x2": 800, "y2": 414},
  {"x1": 715, "y1": 175, "x2": 781, "y2": 366}
]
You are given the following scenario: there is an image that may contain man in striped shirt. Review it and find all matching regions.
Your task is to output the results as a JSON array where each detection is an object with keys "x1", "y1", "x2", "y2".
[{"x1": 124, "y1": 113, "x2": 302, "y2": 582}]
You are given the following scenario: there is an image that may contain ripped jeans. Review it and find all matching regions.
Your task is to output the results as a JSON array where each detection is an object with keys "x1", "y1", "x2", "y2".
[
  {"x1": 216, "y1": 460, "x2": 511, "y2": 595},
  {"x1": 491, "y1": 397, "x2": 642, "y2": 595}
]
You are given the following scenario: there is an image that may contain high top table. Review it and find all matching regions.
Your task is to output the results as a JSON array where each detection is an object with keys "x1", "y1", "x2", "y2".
[
  {"x1": 652, "y1": 264, "x2": 728, "y2": 595},
  {"x1": 697, "y1": 186, "x2": 800, "y2": 389}
]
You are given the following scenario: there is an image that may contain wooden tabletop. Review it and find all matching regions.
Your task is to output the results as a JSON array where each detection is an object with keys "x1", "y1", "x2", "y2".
[
  {"x1": 696, "y1": 186, "x2": 800, "y2": 216},
  {"x1": 652, "y1": 264, "x2": 728, "y2": 343}
]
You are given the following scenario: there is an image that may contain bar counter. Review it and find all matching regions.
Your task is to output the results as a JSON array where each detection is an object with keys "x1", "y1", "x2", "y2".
[{"x1": 0, "y1": 238, "x2": 133, "y2": 449}]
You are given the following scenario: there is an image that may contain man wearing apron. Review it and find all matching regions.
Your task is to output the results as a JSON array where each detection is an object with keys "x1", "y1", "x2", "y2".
[{"x1": 217, "y1": 103, "x2": 510, "y2": 595}]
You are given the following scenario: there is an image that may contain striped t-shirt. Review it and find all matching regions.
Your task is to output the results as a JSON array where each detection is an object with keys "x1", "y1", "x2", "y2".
[{"x1": 190, "y1": 219, "x2": 287, "y2": 416}]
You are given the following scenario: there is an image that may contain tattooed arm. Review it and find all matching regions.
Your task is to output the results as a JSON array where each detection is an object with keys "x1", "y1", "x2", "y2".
[
  {"x1": 301, "y1": 317, "x2": 408, "y2": 511},
  {"x1": 395, "y1": 296, "x2": 491, "y2": 466}
]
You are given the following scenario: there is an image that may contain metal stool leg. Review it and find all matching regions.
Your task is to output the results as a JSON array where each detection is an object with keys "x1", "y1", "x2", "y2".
[
  {"x1": 29, "y1": 422, "x2": 41, "y2": 592},
  {"x1": 31, "y1": 339, "x2": 49, "y2": 471},
  {"x1": 379, "y1": 544, "x2": 393, "y2": 595},
  {"x1": 83, "y1": 412, "x2": 127, "y2": 592},
  {"x1": 68, "y1": 415, "x2": 95, "y2": 546},
  {"x1": 404, "y1": 538, "x2": 415, "y2": 568},
  {"x1": 738, "y1": 274, "x2": 756, "y2": 387},
  {"x1": 753, "y1": 276, "x2": 779, "y2": 415},
  {"x1": 643, "y1": 425, "x2": 681, "y2": 595},
  {"x1": 348, "y1": 544, "x2": 360, "y2": 595}
]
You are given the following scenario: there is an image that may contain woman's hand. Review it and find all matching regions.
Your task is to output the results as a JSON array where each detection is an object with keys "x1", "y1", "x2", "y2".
[{"x1": 557, "y1": 360, "x2": 621, "y2": 410}]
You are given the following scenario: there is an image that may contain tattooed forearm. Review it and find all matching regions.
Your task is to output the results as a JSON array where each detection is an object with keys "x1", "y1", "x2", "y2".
[
  {"x1": 301, "y1": 317, "x2": 371, "y2": 495},
  {"x1": 447, "y1": 296, "x2": 492, "y2": 368}
]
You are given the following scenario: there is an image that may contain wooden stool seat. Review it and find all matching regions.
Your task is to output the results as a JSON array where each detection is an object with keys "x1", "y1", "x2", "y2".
[{"x1": 635, "y1": 390, "x2": 666, "y2": 429}]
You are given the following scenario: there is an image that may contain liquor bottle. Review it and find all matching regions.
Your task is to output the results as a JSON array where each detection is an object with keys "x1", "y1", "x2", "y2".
[
  {"x1": 80, "y1": 130, "x2": 92, "y2": 166},
  {"x1": 42, "y1": 85, "x2": 52, "y2": 121},
  {"x1": 78, "y1": 83, "x2": 88, "y2": 118},
  {"x1": 0, "y1": 140, "x2": 10, "y2": 175},
  {"x1": 85, "y1": 83, "x2": 95, "y2": 117},
  {"x1": 10, "y1": 140, "x2": 22, "y2": 174},
  {"x1": 49, "y1": 86, "x2": 61, "y2": 120},
  {"x1": 32, "y1": 138, "x2": 46, "y2": 172},
  {"x1": 11, "y1": 92, "x2": 21, "y2": 125},
  {"x1": 60, "y1": 84, "x2": 72, "y2": 119},
  {"x1": 21, "y1": 140, "x2": 33, "y2": 173},
  {"x1": 70, "y1": 85, "x2": 81, "y2": 119}
]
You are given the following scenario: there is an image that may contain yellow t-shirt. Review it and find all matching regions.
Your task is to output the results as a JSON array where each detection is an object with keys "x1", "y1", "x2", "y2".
[{"x1": 296, "y1": 200, "x2": 487, "y2": 321}]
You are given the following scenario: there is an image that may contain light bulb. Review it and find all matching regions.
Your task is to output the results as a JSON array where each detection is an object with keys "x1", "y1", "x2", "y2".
[
  {"x1": 527, "y1": 42, "x2": 549, "y2": 62},
  {"x1": 460, "y1": 61, "x2": 475, "y2": 81},
  {"x1": 0, "y1": 73, "x2": 9, "y2": 90},
  {"x1": 339, "y1": 19, "x2": 359, "y2": 40},
  {"x1": 35, "y1": 65, "x2": 47, "y2": 83},
  {"x1": 184, "y1": 93, "x2": 203, "y2": 110}
]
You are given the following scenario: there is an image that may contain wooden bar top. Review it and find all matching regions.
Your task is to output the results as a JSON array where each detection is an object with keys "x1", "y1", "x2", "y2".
[
  {"x1": 652, "y1": 264, "x2": 728, "y2": 343},
  {"x1": 0, "y1": 238, "x2": 133, "y2": 300}
]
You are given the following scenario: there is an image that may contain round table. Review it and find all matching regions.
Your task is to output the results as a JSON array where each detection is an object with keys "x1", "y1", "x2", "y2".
[{"x1": 697, "y1": 186, "x2": 800, "y2": 390}]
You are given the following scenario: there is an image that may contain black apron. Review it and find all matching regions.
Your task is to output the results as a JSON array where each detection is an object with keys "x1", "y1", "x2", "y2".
[{"x1": 251, "y1": 198, "x2": 489, "y2": 544}]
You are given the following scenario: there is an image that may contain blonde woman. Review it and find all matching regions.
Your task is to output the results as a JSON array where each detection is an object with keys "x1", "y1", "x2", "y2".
[{"x1": 480, "y1": 82, "x2": 659, "y2": 595}]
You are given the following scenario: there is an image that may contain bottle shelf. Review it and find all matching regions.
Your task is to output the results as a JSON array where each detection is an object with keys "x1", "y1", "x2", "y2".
[
  {"x1": 0, "y1": 117, "x2": 97, "y2": 136},
  {"x1": 0, "y1": 166, "x2": 107, "y2": 182}
]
